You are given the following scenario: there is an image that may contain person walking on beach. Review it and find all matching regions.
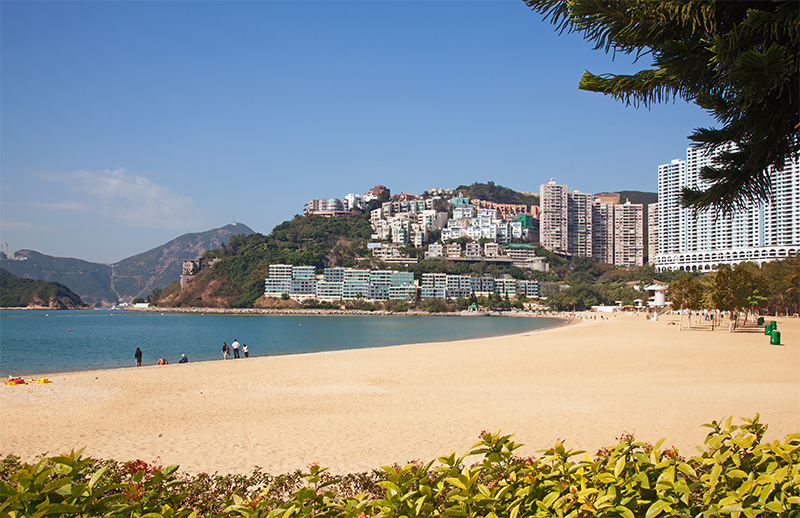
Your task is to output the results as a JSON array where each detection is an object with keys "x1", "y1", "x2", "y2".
[
  {"x1": 134, "y1": 347, "x2": 143, "y2": 367},
  {"x1": 231, "y1": 339, "x2": 240, "y2": 359},
  {"x1": 242, "y1": 343, "x2": 249, "y2": 358},
  {"x1": 222, "y1": 342, "x2": 229, "y2": 360}
]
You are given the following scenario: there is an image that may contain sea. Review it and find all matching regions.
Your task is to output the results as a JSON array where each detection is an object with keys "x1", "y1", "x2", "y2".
[{"x1": 0, "y1": 310, "x2": 562, "y2": 377}]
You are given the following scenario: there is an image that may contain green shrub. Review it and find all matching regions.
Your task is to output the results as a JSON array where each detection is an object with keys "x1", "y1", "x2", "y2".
[{"x1": 1, "y1": 416, "x2": 798, "y2": 517}]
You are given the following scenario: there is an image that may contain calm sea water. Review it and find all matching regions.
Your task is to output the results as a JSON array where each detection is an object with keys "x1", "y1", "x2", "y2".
[{"x1": 0, "y1": 310, "x2": 561, "y2": 376}]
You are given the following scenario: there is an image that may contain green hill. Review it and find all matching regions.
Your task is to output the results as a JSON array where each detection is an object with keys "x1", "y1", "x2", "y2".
[
  {"x1": 159, "y1": 214, "x2": 372, "y2": 308},
  {"x1": 455, "y1": 181, "x2": 539, "y2": 206},
  {"x1": 0, "y1": 268, "x2": 91, "y2": 309}
]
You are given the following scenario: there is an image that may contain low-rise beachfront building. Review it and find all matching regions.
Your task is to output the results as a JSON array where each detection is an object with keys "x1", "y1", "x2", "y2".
[
  {"x1": 266, "y1": 264, "x2": 542, "y2": 303},
  {"x1": 293, "y1": 266, "x2": 315, "y2": 280},
  {"x1": 422, "y1": 273, "x2": 447, "y2": 289},
  {"x1": 420, "y1": 286, "x2": 447, "y2": 300},
  {"x1": 517, "y1": 280, "x2": 540, "y2": 298},
  {"x1": 264, "y1": 263, "x2": 294, "y2": 296},
  {"x1": 446, "y1": 275, "x2": 473, "y2": 298},
  {"x1": 291, "y1": 279, "x2": 317, "y2": 297},
  {"x1": 316, "y1": 281, "x2": 343, "y2": 300},
  {"x1": 324, "y1": 267, "x2": 345, "y2": 283},
  {"x1": 495, "y1": 277, "x2": 518, "y2": 296},
  {"x1": 342, "y1": 269, "x2": 371, "y2": 299},
  {"x1": 472, "y1": 276, "x2": 495, "y2": 295}
]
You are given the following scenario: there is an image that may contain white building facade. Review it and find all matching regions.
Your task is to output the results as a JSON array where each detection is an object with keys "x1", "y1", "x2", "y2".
[{"x1": 653, "y1": 146, "x2": 800, "y2": 272}]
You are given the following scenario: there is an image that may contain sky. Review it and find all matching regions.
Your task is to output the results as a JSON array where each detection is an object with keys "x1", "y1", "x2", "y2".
[{"x1": 1, "y1": 0, "x2": 717, "y2": 264}]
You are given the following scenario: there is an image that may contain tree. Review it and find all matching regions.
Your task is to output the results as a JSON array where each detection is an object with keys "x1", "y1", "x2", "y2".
[
  {"x1": 761, "y1": 256, "x2": 800, "y2": 315},
  {"x1": 667, "y1": 275, "x2": 702, "y2": 330},
  {"x1": 708, "y1": 264, "x2": 750, "y2": 332},
  {"x1": 527, "y1": 0, "x2": 799, "y2": 212}
]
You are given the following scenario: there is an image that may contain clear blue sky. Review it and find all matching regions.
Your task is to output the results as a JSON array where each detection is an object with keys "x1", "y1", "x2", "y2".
[{"x1": 1, "y1": 0, "x2": 715, "y2": 264}]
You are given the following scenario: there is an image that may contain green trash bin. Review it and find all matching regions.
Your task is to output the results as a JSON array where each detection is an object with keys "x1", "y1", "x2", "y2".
[
  {"x1": 757, "y1": 316, "x2": 764, "y2": 326},
  {"x1": 765, "y1": 323, "x2": 773, "y2": 335},
  {"x1": 771, "y1": 330, "x2": 781, "y2": 345},
  {"x1": 770, "y1": 320, "x2": 777, "y2": 330}
]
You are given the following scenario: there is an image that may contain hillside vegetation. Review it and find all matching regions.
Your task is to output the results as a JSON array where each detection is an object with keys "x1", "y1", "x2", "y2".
[
  {"x1": 158, "y1": 214, "x2": 372, "y2": 308},
  {"x1": 112, "y1": 223, "x2": 254, "y2": 301},
  {"x1": 0, "y1": 268, "x2": 91, "y2": 309},
  {"x1": 456, "y1": 181, "x2": 539, "y2": 206}
]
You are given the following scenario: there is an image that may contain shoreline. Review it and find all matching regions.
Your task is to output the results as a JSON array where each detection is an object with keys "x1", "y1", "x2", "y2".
[
  {"x1": 2, "y1": 312, "x2": 797, "y2": 476},
  {"x1": 0, "y1": 311, "x2": 570, "y2": 378},
  {"x1": 124, "y1": 305, "x2": 567, "y2": 318}
]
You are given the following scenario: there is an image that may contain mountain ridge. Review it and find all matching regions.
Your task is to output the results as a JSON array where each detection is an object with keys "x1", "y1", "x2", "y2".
[{"x1": 0, "y1": 223, "x2": 254, "y2": 306}]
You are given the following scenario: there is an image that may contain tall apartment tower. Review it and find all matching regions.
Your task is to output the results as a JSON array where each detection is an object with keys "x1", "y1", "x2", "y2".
[
  {"x1": 614, "y1": 201, "x2": 644, "y2": 268},
  {"x1": 647, "y1": 202, "x2": 658, "y2": 262},
  {"x1": 567, "y1": 191, "x2": 593, "y2": 257},
  {"x1": 654, "y1": 145, "x2": 799, "y2": 272},
  {"x1": 591, "y1": 199, "x2": 615, "y2": 264},
  {"x1": 539, "y1": 179, "x2": 569, "y2": 254}
]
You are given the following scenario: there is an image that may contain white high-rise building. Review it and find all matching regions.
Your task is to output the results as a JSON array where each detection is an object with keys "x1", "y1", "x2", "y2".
[{"x1": 654, "y1": 146, "x2": 799, "y2": 272}]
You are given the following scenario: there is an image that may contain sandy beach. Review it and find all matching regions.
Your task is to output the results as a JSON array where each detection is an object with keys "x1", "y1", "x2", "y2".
[{"x1": 1, "y1": 312, "x2": 797, "y2": 475}]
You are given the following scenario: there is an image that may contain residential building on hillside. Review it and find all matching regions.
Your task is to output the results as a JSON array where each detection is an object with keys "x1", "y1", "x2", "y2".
[
  {"x1": 305, "y1": 198, "x2": 360, "y2": 217},
  {"x1": 614, "y1": 201, "x2": 644, "y2": 268},
  {"x1": 592, "y1": 200, "x2": 615, "y2": 264},
  {"x1": 567, "y1": 191, "x2": 593, "y2": 257},
  {"x1": 653, "y1": 145, "x2": 799, "y2": 272},
  {"x1": 364, "y1": 185, "x2": 390, "y2": 201},
  {"x1": 344, "y1": 193, "x2": 365, "y2": 211},
  {"x1": 445, "y1": 243, "x2": 462, "y2": 259},
  {"x1": 539, "y1": 180, "x2": 569, "y2": 254},
  {"x1": 425, "y1": 242, "x2": 444, "y2": 259},
  {"x1": 484, "y1": 242, "x2": 500, "y2": 257},
  {"x1": 465, "y1": 241, "x2": 481, "y2": 258},
  {"x1": 472, "y1": 199, "x2": 531, "y2": 221},
  {"x1": 266, "y1": 263, "x2": 545, "y2": 302},
  {"x1": 180, "y1": 257, "x2": 219, "y2": 289},
  {"x1": 370, "y1": 243, "x2": 419, "y2": 264},
  {"x1": 648, "y1": 202, "x2": 659, "y2": 262}
]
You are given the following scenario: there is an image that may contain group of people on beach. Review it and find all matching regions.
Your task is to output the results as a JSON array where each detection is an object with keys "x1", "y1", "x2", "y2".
[
  {"x1": 134, "y1": 347, "x2": 188, "y2": 367},
  {"x1": 221, "y1": 339, "x2": 249, "y2": 359},
  {"x1": 134, "y1": 339, "x2": 251, "y2": 367}
]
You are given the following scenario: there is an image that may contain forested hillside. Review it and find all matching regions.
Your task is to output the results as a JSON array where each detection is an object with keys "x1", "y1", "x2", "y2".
[
  {"x1": 158, "y1": 214, "x2": 372, "y2": 308},
  {"x1": 0, "y1": 268, "x2": 91, "y2": 309},
  {"x1": 0, "y1": 251, "x2": 116, "y2": 306},
  {"x1": 456, "y1": 181, "x2": 539, "y2": 206}
]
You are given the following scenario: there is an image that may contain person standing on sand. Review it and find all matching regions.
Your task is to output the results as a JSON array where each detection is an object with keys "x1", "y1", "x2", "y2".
[
  {"x1": 242, "y1": 343, "x2": 249, "y2": 358},
  {"x1": 134, "y1": 347, "x2": 142, "y2": 367},
  {"x1": 231, "y1": 339, "x2": 240, "y2": 358},
  {"x1": 222, "y1": 342, "x2": 229, "y2": 360}
]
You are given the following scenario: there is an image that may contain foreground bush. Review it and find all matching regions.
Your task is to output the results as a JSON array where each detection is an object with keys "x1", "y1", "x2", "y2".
[{"x1": 1, "y1": 415, "x2": 798, "y2": 517}]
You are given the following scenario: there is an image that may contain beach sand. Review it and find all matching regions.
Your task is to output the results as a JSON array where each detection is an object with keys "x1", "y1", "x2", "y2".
[{"x1": 1, "y1": 312, "x2": 797, "y2": 475}]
